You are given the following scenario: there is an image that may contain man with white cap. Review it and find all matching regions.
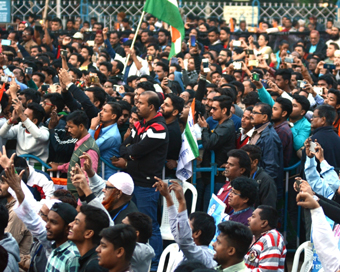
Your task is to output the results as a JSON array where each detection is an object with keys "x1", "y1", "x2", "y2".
[
  {"x1": 76, "y1": 153, "x2": 138, "y2": 225},
  {"x1": 73, "y1": 32, "x2": 84, "y2": 42}
]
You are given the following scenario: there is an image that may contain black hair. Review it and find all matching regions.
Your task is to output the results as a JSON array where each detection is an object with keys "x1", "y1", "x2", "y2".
[
  {"x1": 275, "y1": 97, "x2": 293, "y2": 118},
  {"x1": 255, "y1": 102, "x2": 272, "y2": 121},
  {"x1": 41, "y1": 66, "x2": 56, "y2": 79},
  {"x1": 166, "y1": 93, "x2": 185, "y2": 115},
  {"x1": 275, "y1": 69, "x2": 291, "y2": 82},
  {"x1": 241, "y1": 145, "x2": 262, "y2": 163},
  {"x1": 85, "y1": 87, "x2": 106, "y2": 109},
  {"x1": 212, "y1": 95, "x2": 232, "y2": 116},
  {"x1": 126, "y1": 212, "x2": 152, "y2": 244},
  {"x1": 26, "y1": 103, "x2": 45, "y2": 124},
  {"x1": 328, "y1": 88, "x2": 340, "y2": 105},
  {"x1": 188, "y1": 212, "x2": 215, "y2": 246},
  {"x1": 147, "y1": 43, "x2": 159, "y2": 51},
  {"x1": 242, "y1": 91, "x2": 260, "y2": 107},
  {"x1": 24, "y1": 26, "x2": 34, "y2": 35},
  {"x1": 113, "y1": 60, "x2": 124, "y2": 74},
  {"x1": 187, "y1": 99, "x2": 205, "y2": 120},
  {"x1": 292, "y1": 94, "x2": 310, "y2": 114},
  {"x1": 69, "y1": 67, "x2": 82, "y2": 79},
  {"x1": 231, "y1": 177, "x2": 258, "y2": 206},
  {"x1": 292, "y1": 72, "x2": 303, "y2": 81},
  {"x1": 51, "y1": 17, "x2": 62, "y2": 25},
  {"x1": 70, "y1": 53, "x2": 84, "y2": 65},
  {"x1": 158, "y1": 28, "x2": 170, "y2": 37},
  {"x1": 81, "y1": 45, "x2": 94, "y2": 57},
  {"x1": 174, "y1": 261, "x2": 207, "y2": 272},
  {"x1": 66, "y1": 110, "x2": 89, "y2": 129},
  {"x1": 220, "y1": 26, "x2": 230, "y2": 34},
  {"x1": 117, "y1": 100, "x2": 132, "y2": 113},
  {"x1": 155, "y1": 61, "x2": 169, "y2": 74},
  {"x1": 329, "y1": 42, "x2": 340, "y2": 50},
  {"x1": 80, "y1": 204, "x2": 110, "y2": 245},
  {"x1": 106, "y1": 102, "x2": 122, "y2": 121},
  {"x1": 136, "y1": 81, "x2": 156, "y2": 92},
  {"x1": 208, "y1": 26, "x2": 219, "y2": 35},
  {"x1": 227, "y1": 149, "x2": 251, "y2": 177},
  {"x1": 31, "y1": 45, "x2": 42, "y2": 53},
  {"x1": 316, "y1": 104, "x2": 337, "y2": 126},
  {"x1": 0, "y1": 93, "x2": 8, "y2": 112},
  {"x1": 257, "y1": 205, "x2": 279, "y2": 229},
  {"x1": 0, "y1": 205, "x2": 9, "y2": 235},
  {"x1": 318, "y1": 75, "x2": 335, "y2": 89},
  {"x1": 53, "y1": 189, "x2": 77, "y2": 208},
  {"x1": 230, "y1": 80, "x2": 244, "y2": 96},
  {"x1": 99, "y1": 61, "x2": 113, "y2": 73},
  {"x1": 43, "y1": 93, "x2": 65, "y2": 113},
  {"x1": 99, "y1": 225, "x2": 137, "y2": 262},
  {"x1": 217, "y1": 220, "x2": 253, "y2": 259},
  {"x1": 32, "y1": 72, "x2": 46, "y2": 84},
  {"x1": 259, "y1": 33, "x2": 269, "y2": 42}
]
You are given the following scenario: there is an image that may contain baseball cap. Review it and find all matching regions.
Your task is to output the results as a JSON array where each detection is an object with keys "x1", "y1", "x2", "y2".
[
  {"x1": 50, "y1": 202, "x2": 77, "y2": 225},
  {"x1": 108, "y1": 172, "x2": 134, "y2": 195},
  {"x1": 73, "y1": 32, "x2": 84, "y2": 40}
]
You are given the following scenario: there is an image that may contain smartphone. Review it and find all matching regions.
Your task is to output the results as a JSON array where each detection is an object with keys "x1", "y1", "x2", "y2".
[
  {"x1": 61, "y1": 50, "x2": 68, "y2": 57},
  {"x1": 170, "y1": 57, "x2": 179, "y2": 65},
  {"x1": 110, "y1": 156, "x2": 119, "y2": 162},
  {"x1": 41, "y1": 84, "x2": 49, "y2": 92},
  {"x1": 202, "y1": 58, "x2": 210, "y2": 73},
  {"x1": 233, "y1": 61, "x2": 242, "y2": 70},
  {"x1": 87, "y1": 40, "x2": 95, "y2": 47},
  {"x1": 50, "y1": 84, "x2": 57, "y2": 93},
  {"x1": 313, "y1": 87, "x2": 323, "y2": 96},
  {"x1": 245, "y1": 49, "x2": 254, "y2": 55},
  {"x1": 295, "y1": 178, "x2": 302, "y2": 192},
  {"x1": 309, "y1": 141, "x2": 317, "y2": 153},
  {"x1": 248, "y1": 60, "x2": 258, "y2": 67},
  {"x1": 0, "y1": 76, "x2": 8, "y2": 83},
  {"x1": 285, "y1": 57, "x2": 294, "y2": 63},
  {"x1": 25, "y1": 67, "x2": 33, "y2": 75},
  {"x1": 183, "y1": 59, "x2": 188, "y2": 70},
  {"x1": 167, "y1": 80, "x2": 173, "y2": 89},
  {"x1": 261, "y1": 79, "x2": 268, "y2": 88},
  {"x1": 233, "y1": 40, "x2": 241, "y2": 47},
  {"x1": 190, "y1": 35, "x2": 196, "y2": 47},
  {"x1": 147, "y1": 55, "x2": 154, "y2": 61},
  {"x1": 89, "y1": 76, "x2": 99, "y2": 84},
  {"x1": 1, "y1": 39, "x2": 11, "y2": 46},
  {"x1": 252, "y1": 72, "x2": 260, "y2": 81},
  {"x1": 297, "y1": 80, "x2": 306, "y2": 89},
  {"x1": 324, "y1": 63, "x2": 336, "y2": 70}
]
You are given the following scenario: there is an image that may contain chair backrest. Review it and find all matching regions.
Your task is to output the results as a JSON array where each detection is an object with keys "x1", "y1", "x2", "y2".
[
  {"x1": 291, "y1": 241, "x2": 313, "y2": 272},
  {"x1": 160, "y1": 179, "x2": 198, "y2": 240},
  {"x1": 157, "y1": 243, "x2": 180, "y2": 272}
]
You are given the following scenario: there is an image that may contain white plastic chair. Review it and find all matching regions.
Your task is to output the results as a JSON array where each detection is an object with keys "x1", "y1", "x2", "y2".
[
  {"x1": 159, "y1": 179, "x2": 198, "y2": 240},
  {"x1": 157, "y1": 243, "x2": 181, "y2": 272},
  {"x1": 291, "y1": 241, "x2": 313, "y2": 272}
]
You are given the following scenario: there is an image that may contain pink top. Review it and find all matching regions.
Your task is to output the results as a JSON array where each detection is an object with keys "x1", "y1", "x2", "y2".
[{"x1": 57, "y1": 133, "x2": 99, "y2": 173}]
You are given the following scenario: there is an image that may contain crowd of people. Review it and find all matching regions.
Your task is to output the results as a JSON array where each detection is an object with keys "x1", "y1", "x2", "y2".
[{"x1": 0, "y1": 9, "x2": 339, "y2": 272}]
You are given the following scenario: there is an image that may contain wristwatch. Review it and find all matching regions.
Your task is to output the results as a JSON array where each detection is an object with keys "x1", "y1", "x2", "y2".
[{"x1": 66, "y1": 82, "x2": 73, "y2": 90}]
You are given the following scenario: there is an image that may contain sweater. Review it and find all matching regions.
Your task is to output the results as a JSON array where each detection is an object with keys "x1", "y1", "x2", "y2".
[{"x1": 0, "y1": 119, "x2": 49, "y2": 162}]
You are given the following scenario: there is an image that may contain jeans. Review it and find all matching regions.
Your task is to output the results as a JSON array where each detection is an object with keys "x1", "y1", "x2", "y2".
[{"x1": 132, "y1": 186, "x2": 162, "y2": 271}]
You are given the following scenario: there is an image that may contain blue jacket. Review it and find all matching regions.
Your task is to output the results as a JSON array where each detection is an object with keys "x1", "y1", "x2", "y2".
[{"x1": 256, "y1": 123, "x2": 284, "y2": 199}]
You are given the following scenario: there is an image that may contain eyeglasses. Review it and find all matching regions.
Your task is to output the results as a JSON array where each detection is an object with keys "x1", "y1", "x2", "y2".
[
  {"x1": 230, "y1": 190, "x2": 242, "y2": 196},
  {"x1": 105, "y1": 185, "x2": 116, "y2": 190},
  {"x1": 251, "y1": 111, "x2": 264, "y2": 115},
  {"x1": 103, "y1": 85, "x2": 112, "y2": 88},
  {"x1": 41, "y1": 101, "x2": 53, "y2": 107}
]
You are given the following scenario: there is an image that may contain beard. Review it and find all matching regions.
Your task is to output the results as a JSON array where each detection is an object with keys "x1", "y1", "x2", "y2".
[
  {"x1": 102, "y1": 194, "x2": 116, "y2": 211},
  {"x1": 331, "y1": 33, "x2": 340, "y2": 40}
]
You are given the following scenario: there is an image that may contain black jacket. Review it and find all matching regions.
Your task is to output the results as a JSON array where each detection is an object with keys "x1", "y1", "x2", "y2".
[
  {"x1": 253, "y1": 167, "x2": 277, "y2": 208},
  {"x1": 79, "y1": 247, "x2": 108, "y2": 272},
  {"x1": 120, "y1": 112, "x2": 169, "y2": 187},
  {"x1": 201, "y1": 118, "x2": 235, "y2": 183},
  {"x1": 305, "y1": 39, "x2": 327, "y2": 58}
]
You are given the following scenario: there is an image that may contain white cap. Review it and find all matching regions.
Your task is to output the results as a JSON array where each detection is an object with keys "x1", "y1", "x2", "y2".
[
  {"x1": 73, "y1": 32, "x2": 84, "y2": 40},
  {"x1": 108, "y1": 172, "x2": 134, "y2": 195}
]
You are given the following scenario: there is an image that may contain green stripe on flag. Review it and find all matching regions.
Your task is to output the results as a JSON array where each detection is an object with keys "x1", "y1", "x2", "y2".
[
  {"x1": 184, "y1": 124, "x2": 199, "y2": 158},
  {"x1": 143, "y1": 0, "x2": 185, "y2": 39}
]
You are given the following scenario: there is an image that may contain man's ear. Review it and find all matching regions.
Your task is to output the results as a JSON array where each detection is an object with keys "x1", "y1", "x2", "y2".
[{"x1": 192, "y1": 229, "x2": 202, "y2": 240}]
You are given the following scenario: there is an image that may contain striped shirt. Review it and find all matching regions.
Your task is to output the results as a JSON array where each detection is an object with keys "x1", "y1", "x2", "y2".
[
  {"x1": 45, "y1": 240, "x2": 80, "y2": 272},
  {"x1": 244, "y1": 229, "x2": 286, "y2": 272}
]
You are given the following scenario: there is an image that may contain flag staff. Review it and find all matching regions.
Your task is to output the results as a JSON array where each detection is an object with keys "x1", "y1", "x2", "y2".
[{"x1": 122, "y1": 11, "x2": 146, "y2": 75}]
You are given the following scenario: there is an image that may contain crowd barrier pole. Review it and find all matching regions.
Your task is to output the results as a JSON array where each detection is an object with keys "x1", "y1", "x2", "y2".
[{"x1": 283, "y1": 161, "x2": 301, "y2": 252}]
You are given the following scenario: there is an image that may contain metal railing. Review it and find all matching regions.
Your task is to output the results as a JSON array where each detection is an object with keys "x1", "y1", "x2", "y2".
[{"x1": 11, "y1": 1, "x2": 338, "y2": 29}]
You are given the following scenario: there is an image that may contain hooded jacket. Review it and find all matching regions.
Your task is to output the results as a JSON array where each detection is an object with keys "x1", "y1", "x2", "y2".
[
  {"x1": 120, "y1": 112, "x2": 169, "y2": 187},
  {"x1": 131, "y1": 242, "x2": 155, "y2": 272},
  {"x1": 0, "y1": 232, "x2": 20, "y2": 272}
]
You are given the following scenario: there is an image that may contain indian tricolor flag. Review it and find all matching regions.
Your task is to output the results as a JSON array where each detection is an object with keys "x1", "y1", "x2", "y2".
[
  {"x1": 176, "y1": 99, "x2": 199, "y2": 181},
  {"x1": 143, "y1": 0, "x2": 185, "y2": 59}
]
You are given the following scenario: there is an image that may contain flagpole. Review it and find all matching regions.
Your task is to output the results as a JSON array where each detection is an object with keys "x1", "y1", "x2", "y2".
[{"x1": 122, "y1": 11, "x2": 145, "y2": 75}]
